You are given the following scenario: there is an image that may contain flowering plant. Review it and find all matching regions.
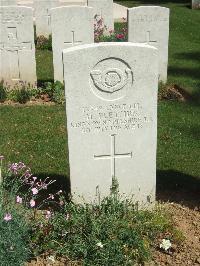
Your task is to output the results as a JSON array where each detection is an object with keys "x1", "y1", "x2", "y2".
[
  {"x1": 94, "y1": 17, "x2": 127, "y2": 42},
  {"x1": 160, "y1": 239, "x2": 172, "y2": 251}
]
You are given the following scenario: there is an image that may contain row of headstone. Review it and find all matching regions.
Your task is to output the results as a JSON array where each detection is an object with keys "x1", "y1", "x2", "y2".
[
  {"x1": 0, "y1": 3, "x2": 161, "y2": 207},
  {"x1": 1, "y1": 0, "x2": 113, "y2": 38},
  {"x1": 192, "y1": 0, "x2": 200, "y2": 9},
  {"x1": 0, "y1": 5, "x2": 169, "y2": 88},
  {"x1": 35, "y1": 0, "x2": 114, "y2": 38}
]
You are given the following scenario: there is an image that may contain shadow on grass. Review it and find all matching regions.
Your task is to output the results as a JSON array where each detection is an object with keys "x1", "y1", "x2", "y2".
[
  {"x1": 157, "y1": 170, "x2": 200, "y2": 209},
  {"x1": 35, "y1": 173, "x2": 71, "y2": 202},
  {"x1": 168, "y1": 61, "x2": 200, "y2": 103},
  {"x1": 169, "y1": 51, "x2": 200, "y2": 85},
  {"x1": 168, "y1": 66, "x2": 200, "y2": 81},
  {"x1": 173, "y1": 51, "x2": 200, "y2": 62}
]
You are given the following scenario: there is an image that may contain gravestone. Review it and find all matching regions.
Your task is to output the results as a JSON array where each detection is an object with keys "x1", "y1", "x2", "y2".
[
  {"x1": 192, "y1": 0, "x2": 200, "y2": 9},
  {"x1": 87, "y1": 0, "x2": 114, "y2": 32},
  {"x1": 34, "y1": 0, "x2": 59, "y2": 37},
  {"x1": 128, "y1": 6, "x2": 169, "y2": 83},
  {"x1": 63, "y1": 42, "x2": 158, "y2": 206},
  {"x1": 51, "y1": 6, "x2": 94, "y2": 82},
  {"x1": 0, "y1": 6, "x2": 37, "y2": 88},
  {"x1": 0, "y1": 0, "x2": 16, "y2": 5}
]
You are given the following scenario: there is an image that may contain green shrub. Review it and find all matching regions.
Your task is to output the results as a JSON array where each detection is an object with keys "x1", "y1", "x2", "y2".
[
  {"x1": 0, "y1": 81, "x2": 7, "y2": 102},
  {"x1": 15, "y1": 87, "x2": 30, "y2": 104},
  {"x1": 31, "y1": 197, "x2": 175, "y2": 265},
  {"x1": 52, "y1": 81, "x2": 65, "y2": 104},
  {"x1": 38, "y1": 82, "x2": 54, "y2": 98}
]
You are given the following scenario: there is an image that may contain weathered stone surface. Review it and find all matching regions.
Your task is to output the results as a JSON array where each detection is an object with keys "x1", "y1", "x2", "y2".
[
  {"x1": 87, "y1": 0, "x2": 114, "y2": 32},
  {"x1": 51, "y1": 6, "x2": 94, "y2": 82},
  {"x1": 63, "y1": 42, "x2": 158, "y2": 206},
  {"x1": 128, "y1": 6, "x2": 169, "y2": 83},
  {"x1": 34, "y1": 0, "x2": 59, "y2": 37},
  {"x1": 0, "y1": 0, "x2": 16, "y2": 5},
  {"x1": 0, "y1": 6, "x2": 37, "y2": 88},
  {"x1": 192, "y1": 0, "x2": 200, "y2": 9}
]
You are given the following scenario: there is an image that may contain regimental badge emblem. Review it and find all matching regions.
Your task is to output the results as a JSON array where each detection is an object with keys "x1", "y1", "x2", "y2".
[{"x1": 90, "y1": 58, "x2": 133, "y2": 101}]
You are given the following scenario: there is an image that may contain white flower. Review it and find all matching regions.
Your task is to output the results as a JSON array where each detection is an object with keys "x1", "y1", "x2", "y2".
[
  {"x1": 96, "y1": 242, "x2": 104, "y2": 248},
  {"x1": 47, "y1": 255, "x2": 55, "y2": 263},
  {"x1": 160, "y1": 239, "x2": 172, "y2": 251}
]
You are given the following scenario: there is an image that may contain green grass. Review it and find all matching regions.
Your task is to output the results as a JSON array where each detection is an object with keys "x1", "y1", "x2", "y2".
[
  {"x1": 157, "y1": 101, "x2": 200, "y2": 177},
  {"x1": 0, "y1": 102, "x2": 199, "y2": 183},
  {"x1": 36, "y1": 50, "x2": 54, "y2": 84},
  {"x1": 116, "y1": 0, "x2": 200, "y2": 95},
  {"x1": 0, "y1": 105, "x2": 69, "y2": 178}
]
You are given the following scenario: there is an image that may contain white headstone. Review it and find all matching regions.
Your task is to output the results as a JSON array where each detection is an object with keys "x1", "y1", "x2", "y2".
[
  {"x1": 128, "y1": 6, "x2": 169, "y2": 83},
  {"x1": 34, "y1": 0, "x2": 59, "y2": 37},
  {"x1": 0, "y1": 6, "x2": 37, "y2": 88},
  {"x1": 63, "y1": 42, "x2": 158, "y2": 206},
  {"x1": 87, "y1": 0, "x2": 114, "y2": 32},
  {"x1": 0, "y1": 0, "x2": 16, "y2": 5},
  {"x1": 192, "y1": 0, "x2": 200, "y2": 9},
  {"x1": 51, "y1": 6, "x2": 94, "y2": 82}
]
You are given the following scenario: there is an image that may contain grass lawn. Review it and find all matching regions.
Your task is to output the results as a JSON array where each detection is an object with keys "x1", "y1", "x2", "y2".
[{"x1": 0, "y1": 102, "x2": 199, "y2": 190}]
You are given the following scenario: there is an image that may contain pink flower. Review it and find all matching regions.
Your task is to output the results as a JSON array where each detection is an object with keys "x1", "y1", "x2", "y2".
[
  {"x1": 45, "y1": 211, "x2": 52, "y2": 219},
  {"x1": 30, "y1": 199, "x2": 36, "y2": 207},
  {"x1": 59, "y1": 200, "x2": 64, "y2": 206},
  {"x1": 116, "y1": 33, "x2": 125, "y2": 39},
  {"x1": 16, "y1": 196, "x2": 22, "y2": 204},
  {"x1": 31, "y1": 187, "x2": 38, "y2": 195},
  {"x1": 4, "y1": 213, "x2": 12, "y2": 222}
]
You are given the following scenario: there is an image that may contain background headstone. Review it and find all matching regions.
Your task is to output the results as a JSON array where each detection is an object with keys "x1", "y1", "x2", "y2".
[
  {"x1": 0, "y1": 6, "x2": 37, "y2": 88},
  {"x1": 0, "y1": 0, "x2": 16, "y2": 5},
  {"x1": 34, "y1": 0, "x2": 59, "y2": 37},
  {"x1": 128, "y1": 6, "x2": 169, "y2": 83},
  {"x1": 59, "y1": 0, "x2": 86, "y2": 6},
  {"x1": 192, "y1": 0, "x2": 200, "y2": 9},
  {"x1": 51, "y1": 6, "x2": 94, "y2": 82},
  {"x1": 87, "y1": 0, "x2": 114, "y2": 32},
  {"x1": 63, "y1": 43, "x2": 158, "y2": 206}
]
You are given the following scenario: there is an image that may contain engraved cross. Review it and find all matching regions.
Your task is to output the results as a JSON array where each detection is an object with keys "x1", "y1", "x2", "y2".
[
  {"x1": 146, "y1": 31, "x2": 157, "y2": 45},
  {"x1": 94, "y1": 134, "x2": 132, "y2": 180},
  {"x1": 64, "y1": 31, "x2": 82, "y2": 46},
  {"x1": 45, "y1": 8, "x2": 51, "y2": 26}
]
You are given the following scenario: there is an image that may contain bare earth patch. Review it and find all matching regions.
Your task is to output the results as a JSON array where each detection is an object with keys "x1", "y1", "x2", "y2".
[{"x1": 152, "y1": 202, "x2": 200, "y2": 266}]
